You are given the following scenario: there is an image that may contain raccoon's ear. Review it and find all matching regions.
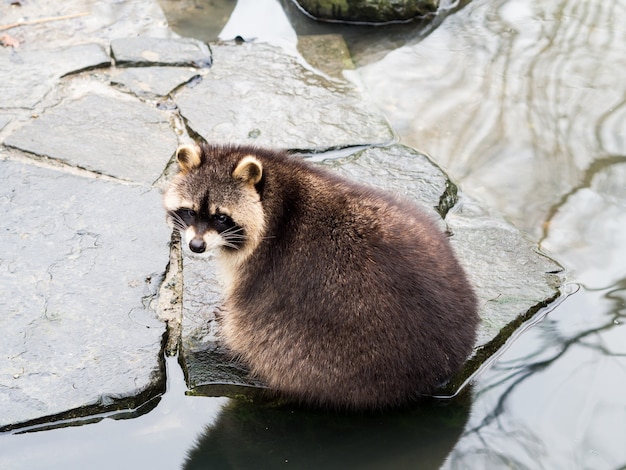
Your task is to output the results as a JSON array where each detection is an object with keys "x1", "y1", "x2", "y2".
[
  {"x1": 233, "y1": 155, "x2": 263, "y2": 186},
  {"x1": 176, "y1": 144, "x2": 202, "y2": 174}
]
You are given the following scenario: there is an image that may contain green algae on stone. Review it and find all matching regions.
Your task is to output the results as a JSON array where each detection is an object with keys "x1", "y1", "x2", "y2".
[{"x1": 294, "y1": 0, "x2": 439, "y2": 23}]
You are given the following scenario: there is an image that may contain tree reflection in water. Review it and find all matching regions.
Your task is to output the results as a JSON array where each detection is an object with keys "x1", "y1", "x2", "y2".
[{"x1": 445, "y1": 284, "x2": 626, "y2": 469}]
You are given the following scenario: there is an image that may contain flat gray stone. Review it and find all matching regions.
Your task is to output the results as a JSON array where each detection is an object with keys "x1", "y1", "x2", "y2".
[
  {"x1": 179, "y1": 145, "x2": 563, "y2": 394},
  {"x1": 0, "y1": 44, "x2": 110, "y2": 109},
  {"x1": 174, "y1": 41, "x2": 394, "y2": 151},
  {"x1": 0, "y1": 113, "x2": 12, "y2": 131},
  {"x1": 446, "y1": 195, "x2": 562, "y2": 347},
  {"x1": 4, "y1": 90, "x2": 177, "y2": 185},
  {"x1": 0, "y1": 159, "x2": 171, "y2": 430},
  {"x1": 110, "y1": 37, "x2": 212, "y2": 68},
  {"x1": 110, "y1": 66, "x2": 200, "y2": 97},
  {"x1": 328, "y1": 145, "x2": 453, "y2": 215}
]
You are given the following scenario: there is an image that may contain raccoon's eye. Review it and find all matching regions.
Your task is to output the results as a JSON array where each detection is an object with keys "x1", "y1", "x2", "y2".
[
  {"x1": 176, "y1": 208, "x2": 196, "y2": 223},
  {"x1": 214, "y1": 214, "x2": 230, "y2": 224}
]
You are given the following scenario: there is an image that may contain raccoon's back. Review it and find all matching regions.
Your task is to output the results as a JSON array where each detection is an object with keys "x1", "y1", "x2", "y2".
[{"x1": 221, "y1": 190, "x2": 478, "y2": 409}]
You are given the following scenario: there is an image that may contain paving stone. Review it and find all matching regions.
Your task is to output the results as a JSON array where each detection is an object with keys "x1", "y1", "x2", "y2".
[
  {"x1": 173, "y1": 41, "x2": 394, "y2": 151},
  {"x1": 110, "y1": 37, "x2": 212, "y2": 68},
  {"x1": 4, "y1": 89, "x2": 177, "y2": 185},
  {"x1": 0, "y1": 44, "x2": 110, "y2": 109},
  {"x1": 0, "y1": 159, "x2": 171, "y2": 430}
]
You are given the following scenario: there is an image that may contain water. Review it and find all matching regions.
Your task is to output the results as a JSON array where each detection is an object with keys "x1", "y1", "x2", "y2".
[{"x1": 3, "y1": 0, "x2": 626, "y2": 468}]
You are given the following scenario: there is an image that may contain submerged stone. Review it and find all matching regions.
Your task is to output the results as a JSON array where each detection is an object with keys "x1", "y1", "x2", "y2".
[
  {"x1": 0, "y1": 159, "x2": 171, "y2": 430},
  {"x1": 179, "y1": 145, "x2": 563, "y2": 396},
  {"x1": 297, "y1": 34, "x2": 355, "y2": 78},
  {"x1": 110, "y1": 37, "x2": 212, "y2": 68},
  {"x1": 4, "y1": 89, "x2": 177, "y2": 185},
  {"x1": 0, "y1": 44, "x2": 110, "y2": 109},
  {"x1": 293, "y1": 0, "x2": 439, "y2": 23},
  {"x1": 174, "y1": 41, "x2": 394, "y2": 151}
]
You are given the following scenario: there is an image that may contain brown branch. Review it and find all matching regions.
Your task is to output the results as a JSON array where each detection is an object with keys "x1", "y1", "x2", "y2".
[{"x1": 0, "y1": 12, "x2": 89, "y2": 32}]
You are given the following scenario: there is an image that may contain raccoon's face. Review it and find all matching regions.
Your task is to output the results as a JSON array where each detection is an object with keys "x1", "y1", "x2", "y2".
[{"x1": 163, "y1": 144, "x2": 266, "y2": 259}]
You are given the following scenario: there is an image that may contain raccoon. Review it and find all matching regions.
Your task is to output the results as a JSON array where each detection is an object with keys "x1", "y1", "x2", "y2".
[{"x1": 163, "y1": 143, "x2": 479, "y2": 410}]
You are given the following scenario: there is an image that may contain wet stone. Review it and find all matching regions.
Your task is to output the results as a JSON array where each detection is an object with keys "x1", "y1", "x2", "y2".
[
  {"x1": 180, "y1": 145, "x2": 563, "y2": 394},
  {"x1": 180, "y1": 254, "x2": 265, "y2": 390},
  {"x1": 173, "y1": 41, "x2": 394, "y2": 151},
  {"x1": 110, "y1": 37, "x2": 212, "y2": 68},
  {"x1": 4, "y1": 90, "x2": 177, "y2": 185},
  {"x1": 0, "y1": 44, "x2": 110, "y2": 109},
  {"x1": 110, "y1": 66, "x2": 201, "y2": 97},
  {"x1": 327, "y1": 145, "x2": 451, "y2": 215},
  {"x1": 446, "y1": 195, "x2": 563, "y2": 348},
  {"x1": 0, "y1": 159, "x2": 171, "y2": 430}
]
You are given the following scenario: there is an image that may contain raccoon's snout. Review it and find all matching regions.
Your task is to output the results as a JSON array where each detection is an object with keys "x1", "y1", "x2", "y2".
[{"x1": 189, "y1": 238, "x2": 206, "y2": 253}]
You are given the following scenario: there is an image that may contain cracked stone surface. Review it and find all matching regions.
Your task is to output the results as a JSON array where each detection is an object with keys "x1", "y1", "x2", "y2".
[
  {"x1": 174, "y1": 41, "x2": 395, "y2": 151},
  {"x1": 180, "y1": 145, "x2": 563, "y2": 393},
  {"x1": 0, "y1": 44, "x2": 110, "y2": 109},
  {"x1": 0, "y1": 159, "x2": 171, "y2": 429},
  {"x1": 4, "y1": 88, "x2": 177, "y2": 185},
  {"x1": 110, "y1": 66, "x2": 201, "y2": 97},
  {"x1": 110, "y1": 37, "x2": 212, "y2": 68}
]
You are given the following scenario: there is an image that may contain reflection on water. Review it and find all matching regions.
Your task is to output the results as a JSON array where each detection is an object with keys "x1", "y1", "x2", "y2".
[
  {"x1": 184, "y1": 395, "x2": 471, "y2": 469},
  {"x1": 358, "y1": 0, "x2": 626, "y2": 239},
  {"x1": 444, "y1": 285, "x2": 626, "y2": 469},
  {"x1": 356, "y1": 0, "x2": 626, "y2": 467}
]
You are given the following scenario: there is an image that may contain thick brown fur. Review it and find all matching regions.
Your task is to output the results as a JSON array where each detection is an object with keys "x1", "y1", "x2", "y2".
[{"x1": 163, "y1": 143, "x2": 479, "y2": 410}]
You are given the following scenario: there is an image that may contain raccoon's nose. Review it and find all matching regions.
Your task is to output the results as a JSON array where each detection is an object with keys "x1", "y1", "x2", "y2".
[{"x1": 189, "y1": 238, "x2": 206, "y2": 253}]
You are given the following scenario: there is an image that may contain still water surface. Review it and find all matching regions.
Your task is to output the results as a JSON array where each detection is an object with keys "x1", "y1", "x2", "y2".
[{"x1": 2, "y1": 0, "x2": 625, "y2": 468}]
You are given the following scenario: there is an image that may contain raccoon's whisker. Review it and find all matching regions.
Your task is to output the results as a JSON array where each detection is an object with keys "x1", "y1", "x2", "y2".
[
  {"x1": 221, "y1": 226, "x2": 245, "y2": 235},
  {"x1": 223, "y1": 233, "x2": 247, "y2": 240},
  {"x1": 168, "y1": 211, "x2": 188, "y2": 231},
  {"x1": 221, "y1": 241, "x2": 240, "y2": 250}
]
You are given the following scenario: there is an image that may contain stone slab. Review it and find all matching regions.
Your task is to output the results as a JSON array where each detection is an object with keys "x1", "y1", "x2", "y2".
[
  {"x1": 174, "y1": 41, "x2": 395, "y2": 151},
  {"x1": 0, "y1": 159, "x2": 171, "y2": 430},
  {"x1": 0, "y1": 44, "x2": 110, "y2": 109},
  {"x1": 110, "y1": 66, "x2": 200, "y2": 97},
  {"x1": 110, "y1": 37, "x2": 212, "y2": 68},
  {"x1": 4, "y1": 89, "x2": 177, "y2": 185},
  {"x1": 179, "y1": 145, "x2": 563, "y2": 394}
]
